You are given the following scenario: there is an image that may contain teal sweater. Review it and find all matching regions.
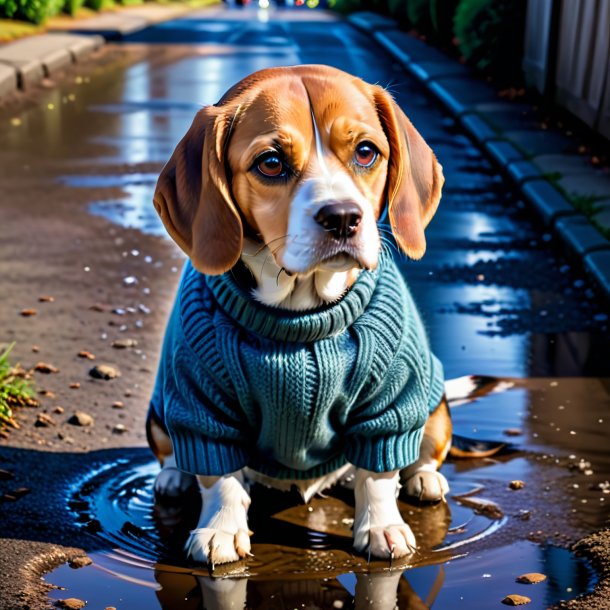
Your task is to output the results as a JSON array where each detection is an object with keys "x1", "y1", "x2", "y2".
[{"x1": 150, "y1": 255, "x2": 444, "y2": 480}]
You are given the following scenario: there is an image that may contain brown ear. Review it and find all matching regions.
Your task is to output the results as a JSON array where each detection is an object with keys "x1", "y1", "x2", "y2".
[
  {"x1": 153, "y1": 105, "x2": 243, "y2": 275},
  {"x1": 372, "y1": 87, "x2": 444, "y2": 259}
]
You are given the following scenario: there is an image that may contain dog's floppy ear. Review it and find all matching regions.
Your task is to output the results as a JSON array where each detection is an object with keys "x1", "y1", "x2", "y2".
[
  {"x1": 372, "y1": 86, "x2": 444, "y2": 259},
  {"x1": 153, "y1": 105, "x2": 243, "y2": 275}
]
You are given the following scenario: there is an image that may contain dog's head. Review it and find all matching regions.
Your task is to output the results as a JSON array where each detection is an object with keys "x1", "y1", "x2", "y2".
[{"x1": 154, "y1": 65, "x2": 443, "y2": 303}]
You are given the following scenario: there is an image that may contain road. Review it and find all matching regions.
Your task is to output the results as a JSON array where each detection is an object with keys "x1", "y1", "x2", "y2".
[{"x1": 0, "y1": 5, "x2": 609, "y2": 610}]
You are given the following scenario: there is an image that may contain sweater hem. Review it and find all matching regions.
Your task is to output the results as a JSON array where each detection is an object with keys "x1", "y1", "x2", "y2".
[{"x1": 345, "y1": 428, "x2": 425, "y2": 472}]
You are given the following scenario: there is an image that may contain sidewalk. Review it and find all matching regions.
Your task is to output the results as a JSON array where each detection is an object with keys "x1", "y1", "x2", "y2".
[
  {"x1": 348, "y1": 12, "x2": 610, "y2": 301},
  {"x1": 0, "y1": 3, "x2": 214, "y2": 94}
]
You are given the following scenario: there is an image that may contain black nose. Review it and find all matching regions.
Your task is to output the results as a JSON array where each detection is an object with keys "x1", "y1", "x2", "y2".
[{"x1": 314, "y1": 202, "x2": 362, "y2": 239}]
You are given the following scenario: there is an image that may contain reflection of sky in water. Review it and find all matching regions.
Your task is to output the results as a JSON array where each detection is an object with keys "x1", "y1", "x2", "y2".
[{"x1": 89, "y1": 184, "x2": 164, "y2": 235}]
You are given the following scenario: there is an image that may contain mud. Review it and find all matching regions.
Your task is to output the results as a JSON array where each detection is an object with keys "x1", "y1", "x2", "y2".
[{"x1": 0, "y1": 6, "x2": 609, "y2": 610}]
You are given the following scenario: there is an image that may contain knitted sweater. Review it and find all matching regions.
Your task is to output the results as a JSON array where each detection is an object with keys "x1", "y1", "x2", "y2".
[{"x1": 150, "y1": 255, "x2": 445, "y2": 480}]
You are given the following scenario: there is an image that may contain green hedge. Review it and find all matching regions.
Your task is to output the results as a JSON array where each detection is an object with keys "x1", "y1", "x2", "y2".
[
  {"x1": 0, "y1": 0, "x2": 63, "y2": 24},
  {"x1": 454, "y1": 0, "x2": 527, "y2": 83}
]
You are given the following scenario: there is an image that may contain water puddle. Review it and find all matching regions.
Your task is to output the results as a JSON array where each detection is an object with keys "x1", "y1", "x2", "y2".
[{"x1": 45, "y1": 377, "x2": 606, "y2": 608}]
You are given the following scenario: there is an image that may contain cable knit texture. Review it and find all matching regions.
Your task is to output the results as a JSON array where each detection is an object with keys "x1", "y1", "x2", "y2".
[{"x1": 150, "y1": 254, "x2": 445, "y2": 479}]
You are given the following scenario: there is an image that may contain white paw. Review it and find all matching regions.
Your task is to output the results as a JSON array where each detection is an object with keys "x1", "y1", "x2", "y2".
[
  {"x1": 403, "y1": 469, "x2": 449, "y2": 502},
  {"x1": 355, "y1": 523, "x2": 417, "y2": 559},
  {"x1": 154, "y1": 466, "x2": 194, "y2": 498},
  {"x1": 186, "y1": 528, "x2": 251, "y2": 566}
]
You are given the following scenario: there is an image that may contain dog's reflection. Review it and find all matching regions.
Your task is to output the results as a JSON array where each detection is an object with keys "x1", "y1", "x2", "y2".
[{"x1": 152, "y1": 490, "x2": 450, "y2": 610}]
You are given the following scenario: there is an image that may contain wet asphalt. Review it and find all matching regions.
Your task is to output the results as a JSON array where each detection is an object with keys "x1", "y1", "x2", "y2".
[{"x1": 0, "y1": 5, "x2": 610, "y2": 610}]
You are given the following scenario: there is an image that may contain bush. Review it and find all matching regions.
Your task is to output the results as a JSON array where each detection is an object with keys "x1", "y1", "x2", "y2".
[
  {"x1": 329, "y1": 0, "x2": 366, "y2": 14},
  {"x1": 430, "y1": 0, "x2": 461, "y2": 47},
  {"x1": 0, "y1": 0, "x2": 63, "y2": 23},
  {"x1": 454, "y1": 0, "x2": 527, "y2": 83},
  {"x1": 63, "y1": 0, "x2": 83, "y2": 15},
  {"x1": 406, "y1": 0, "x2": 434, "y2": 36}
]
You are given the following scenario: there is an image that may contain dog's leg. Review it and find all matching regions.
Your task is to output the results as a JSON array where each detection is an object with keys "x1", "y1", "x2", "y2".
[
  {"x1": 186, "y1": 472, "x2": 252, "y2": 566},
  {"x1": 147, "y1": 410, "x2": 195, "y2": 498},
  {"x1": 353, "y1": 469, "x2": 416, "y2": 559},
  {"x1": 354, "y1": 571, "x2": 403, "y2": 610},
  {"x1": 401, "y1": 397, "x2": 451, "y2": 502}
]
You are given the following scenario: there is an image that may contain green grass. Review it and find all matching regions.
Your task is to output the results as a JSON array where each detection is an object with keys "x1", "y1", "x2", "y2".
[
  {"x1": 0, "y1": 343, "x2": 37, "y2": 434},
  {"x1": 0, "y1": 17, "x2": 39, "y2": 40}
]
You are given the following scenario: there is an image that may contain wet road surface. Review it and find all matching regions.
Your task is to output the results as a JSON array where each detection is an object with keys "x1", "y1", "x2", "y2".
[{"x1": 0, "y1": 5, "x2": 609, "y2": 610}]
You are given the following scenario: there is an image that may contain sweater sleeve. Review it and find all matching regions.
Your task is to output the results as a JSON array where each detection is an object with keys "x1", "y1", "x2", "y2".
[{"x1": 157, "y1": 295, "x2": 250, "y2": 477}]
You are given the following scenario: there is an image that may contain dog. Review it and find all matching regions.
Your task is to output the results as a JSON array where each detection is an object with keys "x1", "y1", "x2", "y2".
[{"x1": 146, "y1": 64, "x2": 451, "y2": 567}]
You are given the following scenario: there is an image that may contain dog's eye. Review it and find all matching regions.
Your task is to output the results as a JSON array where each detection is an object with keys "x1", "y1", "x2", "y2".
[
  {"x1": 256, "y1": 153, "x2": 284, "y2": 178},
  {"x1": 354, "y1": 142, "x2": 378, "y2": 168}
]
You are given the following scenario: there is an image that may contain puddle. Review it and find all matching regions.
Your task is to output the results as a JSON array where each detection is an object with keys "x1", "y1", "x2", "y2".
[{"x1": 45, "y1": 377, "x2": 607, "y2": 608}]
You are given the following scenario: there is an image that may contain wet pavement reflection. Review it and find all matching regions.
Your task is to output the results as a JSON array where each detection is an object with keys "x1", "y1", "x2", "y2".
[{"x1": 0, "y1": 5, "x2": 608, "y2": 609}]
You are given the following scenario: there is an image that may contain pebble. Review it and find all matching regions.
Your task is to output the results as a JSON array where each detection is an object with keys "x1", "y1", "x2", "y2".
[
  {"x1": 112, "y1": 338, "x2": 138, "y2": 349},
  {"x1": 112, "y1": 423, "x2": 127, "y2": 434},
  {"x1": 89, "y1": 365, "x2": 120, "y2": 380},
  {"x1": 55, "y1": 599, "x2": 86, "y2": 609},
  {"x1": 503, "y1": 428, "x2": 523, "y2": 436},
  {"x1": 20, "y1": 308, "x2": 37, "y2": 317},
  {"x1": 34, "y1": 362, "x2": 59, "y2": 374},
  {"x1": 39, "y1": 389, "x2": 57, "y2": 398},
  {"x1": 53, "y1": 406, "x2": 65, "y2": 414},
  {"x1": 31, "y1": 345, "x2": 40, "y2": 353},
  {"x1": 502, "y1": 594, "x2": 531, "y2": 606},
  {"x1": 516, "y1": 573, "x2": 546, "y2": 584},
  {"x1": 35, "y1": 413, "x2": 56, "y2": 427},
  {"x1": 509, "y1": 480, "x2": 525, "y2": 490},
  {"x1": 68, "y1": 412, "x2": 94, "y2": 427},
  {"x1": 69, "y1": 555, "x2": 92, "y2": 569},
  {"x1": 69, "y1": 382, "x2": 81, "y2": 389},
  {"x1": 454, "y1": 496, "x2": 504, "y2": 520},
  {"x1": 112, "y1": 401, "x2": 124, "y2": 409},
  {"x1": 39, "y1": 295, "x2": 55, "y2": 302},
  {"x1": 78, "y1": 350, "x2": 96, "y2": 360}
]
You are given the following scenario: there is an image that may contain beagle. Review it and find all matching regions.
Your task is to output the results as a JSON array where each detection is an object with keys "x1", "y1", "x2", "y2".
[{"x1": 147, "y1": 65, "x2": 451, "y2": 566}]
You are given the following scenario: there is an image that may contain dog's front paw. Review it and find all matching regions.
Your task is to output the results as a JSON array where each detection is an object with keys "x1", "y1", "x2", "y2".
[
  {"x1": 154, "y1": 466, "x2": 195, "y2": 498},
  {"x1": 402, "y1": 469, "x2": 449, "y2": 503},
  {"x1": 186, "y1": 528, "x2": 251, "y2": 566},
  {"x1": 354, "y1": 523, "x2": 416, "y2": 559}
]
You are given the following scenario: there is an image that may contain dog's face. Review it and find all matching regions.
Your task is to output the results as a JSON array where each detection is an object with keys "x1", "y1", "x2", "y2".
[{"x1": 154, "y1": 65, "x2": 443, "y2": 292}]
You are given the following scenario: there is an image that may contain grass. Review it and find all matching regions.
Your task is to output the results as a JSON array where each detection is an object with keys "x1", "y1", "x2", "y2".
[
  {"x1": 0, "y1": 0, "x2": 219, "y2": 42},
  {"x1": 0, "y1": 343, "x2": 37, "y2": 437}
]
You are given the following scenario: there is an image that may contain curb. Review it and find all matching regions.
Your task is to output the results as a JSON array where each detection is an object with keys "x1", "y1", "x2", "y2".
[
  {"x1": 348, "y1": 12, "x2": 610, "y2": 302},
  {"x1": 0, "y1": 5, "x2": 206, "y2": 96}
]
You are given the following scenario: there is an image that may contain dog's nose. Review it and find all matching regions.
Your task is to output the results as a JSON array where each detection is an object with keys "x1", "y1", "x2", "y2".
[{"x1": 314, "y1": 202, "x2": 362, "y2": 239}]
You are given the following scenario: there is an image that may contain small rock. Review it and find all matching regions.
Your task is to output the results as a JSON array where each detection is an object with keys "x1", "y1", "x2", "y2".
[
  {"x1": 332, "y1": 602, "x2": 344, "y2": 609},
  {"x1": 502, "y1": 594, "x2": 531, "y2": 606},
  {"x1": 31, "y1": 345, "x2": 40, "y2": 353},
  {"x1": 104, "y1": 607, "x2": 117, "y2": 610},
  {"x1": 503, "y1": 428, "x2": 522, "y2": 437},
  {"x1": 69, "y1": 382, "x2": 81, "y2": 389},
  {"x1": 20, "y1": 308, "x2": 37, "y2": 317},
  {"x1": 39, "y1": 389, "x2": 57, "y2": 398},
  {"x1": 516, "y1": 573, "x2": 546, "y2": 584},
  {"x1": 509, "y1": 480, "x2": 525, "y2": 490},
  {"x1": 69, "y1": 555, "x2": 92, "y2": 569},
  {"x1": 53, "y1": 406, "x2": 65, "y2": 414},
  {"x1": 112, "y1": 423, "x2": 127, "y2": 434},
  {"x1": 39, "y1": 295, "x2": 55, "y2": 302},
  {"x1": 454, "y1": 496, "x2": 504, "y2": 520},
  {"x1": 35, "y1": 413, "x2": 56, "y2": 427},
  {"x1": 78, "y1": 350, "x2": 96, "y2": 360},
  {"x1": 123, "y1": 275, "x2": 138, "y2": 286},
  {"x1": 55, "y1": 599, "x2": 87, "y2": 609},
  {"x1": 112, "y1": 338, "x2": 138, "y2": 349},
  {"x1": 112, "y1": 401, "x2": 124, "y2": 409},
  {"x1": 68, "y1": 412, "x2": 94, "y2": 427},
  {"x1": 89, "y1": 365, "x2": 120, "y2": 380},
  {"x1": 34, "y1": 362, "x2": 59, "y2": 374},
  {"x1": 90, "y1": 303, "x2": 110, "y2": 312}
]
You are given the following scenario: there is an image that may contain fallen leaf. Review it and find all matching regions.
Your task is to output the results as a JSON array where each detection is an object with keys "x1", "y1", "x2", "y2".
[
  {"x1": 34, "y1": 362, "x2": 59, "y2": 374},
  {"x1": 516, "y1": 573, "x2": 546, "y2": 584},
  {"x1": 502, "y1": 594, "x2": 531, "y2": 606}
]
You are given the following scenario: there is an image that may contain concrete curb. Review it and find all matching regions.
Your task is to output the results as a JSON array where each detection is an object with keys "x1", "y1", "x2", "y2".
[
  {"x1": 348, "y1": 12, "x2": 610, "y2": 301},
  {"x1": 0, "y1": 4, "x2": 204, "y2": 95}
]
